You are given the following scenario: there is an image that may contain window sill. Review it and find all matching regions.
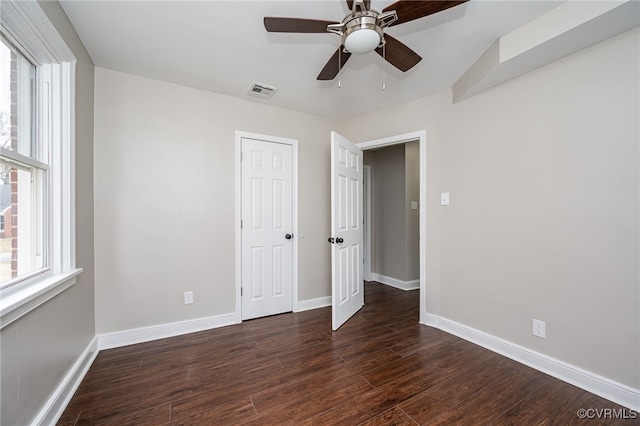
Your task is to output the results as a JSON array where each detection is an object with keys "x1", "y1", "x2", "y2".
[{"x1": 0, "y1": 268, "x2": 83, "y2": 329}]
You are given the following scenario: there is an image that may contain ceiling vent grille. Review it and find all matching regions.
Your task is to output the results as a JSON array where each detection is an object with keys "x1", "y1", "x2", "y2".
[{"x1": 247, "y1": 82, "x2": 277, "y2": 99}]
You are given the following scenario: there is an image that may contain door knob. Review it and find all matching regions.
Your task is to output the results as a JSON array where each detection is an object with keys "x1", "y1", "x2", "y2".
[
  {"x1": 336, "y1": 237, "x2": 344, "y2": 244},
  {"x1": 285, "y1": 234, "x2": 293, "y2": 240},
  {"x1": 328, "y1": 237, "x2": 335, "y2": 243}
]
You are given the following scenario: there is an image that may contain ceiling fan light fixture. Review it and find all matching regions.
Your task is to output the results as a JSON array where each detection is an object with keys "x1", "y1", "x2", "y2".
[
  {"x1": 340, "y1": 14, "x2": 383, "y2": 55},
  {"x1": 344, "y1": 28, "x2": 380, "y2": 54}
]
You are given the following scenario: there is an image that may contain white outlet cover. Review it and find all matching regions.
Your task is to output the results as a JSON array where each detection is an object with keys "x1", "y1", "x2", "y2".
[
  {"x1": 532, "y1": 319, "x2": 546, "y2": 338},
  {"x1": 441, "y1": 193, "x2": 450, "y2": 206}
]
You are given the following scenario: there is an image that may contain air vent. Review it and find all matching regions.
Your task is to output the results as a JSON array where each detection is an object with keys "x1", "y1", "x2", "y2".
[{"x1": 247, "y1": 82, "x2": 277, "y2": 99}]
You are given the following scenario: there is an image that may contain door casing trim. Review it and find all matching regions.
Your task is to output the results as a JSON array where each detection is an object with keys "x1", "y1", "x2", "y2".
[{"x1": 235, "y1": 131, "x2": 299, "y2": 323}]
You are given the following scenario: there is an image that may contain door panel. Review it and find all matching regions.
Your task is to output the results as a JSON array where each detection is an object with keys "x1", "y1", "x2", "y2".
[
  {"x1": 242, "y1": 138, "x2": 293, "y2": 320},
  {"x1": 331, "y1": 131, "x2": 364, "y2": 330}
]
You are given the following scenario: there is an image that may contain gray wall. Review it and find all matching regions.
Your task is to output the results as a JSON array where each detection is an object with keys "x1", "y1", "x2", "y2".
[
  {"x1": 404, "y1": 141, "x2": 420, "y2": 281},
  {"x1": 339, "y1": 28, "x2": 640, "y2": 389},
  {"x1": 93, "y1": 68, "x2": 334, "y2": 334},
  {"x1": 374, "y1": 144, "x2": 407, "y2": 280},
  {"x1": 0, "y1": 2, "x2": 95, "y2": 425},
  {"x1": 364, "y1": 143, "x2": 420, "y2": 282}
]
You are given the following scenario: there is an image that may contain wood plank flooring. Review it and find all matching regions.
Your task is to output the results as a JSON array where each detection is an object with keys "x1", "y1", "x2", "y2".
[{"x1": 58, "y1": 282, "x2": 635, "y2": 425}]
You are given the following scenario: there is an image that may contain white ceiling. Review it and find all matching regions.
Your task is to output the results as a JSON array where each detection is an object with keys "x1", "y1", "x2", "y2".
[{"x1": 60, "y1": 0, "x2": 567, "y2": 119}]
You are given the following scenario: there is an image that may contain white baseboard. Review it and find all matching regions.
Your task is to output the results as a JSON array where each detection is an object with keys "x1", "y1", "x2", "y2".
[
  {"x1": 370, "y1": 273, "x2": 419, "y2": 291},
  {"x1": 98, "y1": 313, "x2": 238, "y2": 350},
  {"x1": 423, "y1": 314, "x2": 640, "y2": 411},
  {"x1": 296, "y1": 296, "x2": 331, "y2": 312},
  {"x1": 34, "y1": 336, "x2": 99, "y2": 426}
]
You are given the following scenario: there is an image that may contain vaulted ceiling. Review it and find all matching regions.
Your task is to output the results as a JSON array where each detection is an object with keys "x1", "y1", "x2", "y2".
[{"x1": 59, "y1": 1, "x2": 637, "y2": 119}]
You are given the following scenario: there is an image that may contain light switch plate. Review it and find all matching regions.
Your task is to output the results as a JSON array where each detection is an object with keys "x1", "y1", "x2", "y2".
[
  {"x1": 411, "y1": 201, "x2": 418, "y2": 210},
  {"x1": 441, "y1": 193, "x2": 450, "y2": 206}
]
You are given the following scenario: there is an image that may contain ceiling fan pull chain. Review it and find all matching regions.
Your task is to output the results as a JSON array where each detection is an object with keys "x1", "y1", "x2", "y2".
[
  {"x1": 338, "y1": 47, "x2": 342, "y2": 88},
  {"x1": 382, "y1": 42, "x2": 386, "y2": 91}
]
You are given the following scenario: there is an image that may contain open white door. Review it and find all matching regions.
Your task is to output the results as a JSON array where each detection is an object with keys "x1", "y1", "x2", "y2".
[{"x1": 330, "y1": 131, "x2": 364, "y2": 331}]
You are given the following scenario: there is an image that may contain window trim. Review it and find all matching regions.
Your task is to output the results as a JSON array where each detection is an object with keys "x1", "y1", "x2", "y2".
[
  {"x1": 1, "y1": 269, "x2": 82, "y2": 327},
  {"x1": 0, "y1": 0, "x2": 81, "y2": 329}
]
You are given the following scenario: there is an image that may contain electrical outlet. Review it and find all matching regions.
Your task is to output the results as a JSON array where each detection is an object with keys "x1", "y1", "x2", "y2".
[
  {"x1": 184, "y1": 291, "x2": 194, "y2": 305},
  {"x1": 532, "y1": 319, "x2": 546, "y2": 338}
]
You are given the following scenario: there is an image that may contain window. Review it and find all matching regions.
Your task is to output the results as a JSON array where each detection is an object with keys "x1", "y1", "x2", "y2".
[
  {"x1": 1, "y1": 37, "x2": 46, "y2": 287},
  {"x1": 0, "y1": 0, "x2": 81, "y2": 326}
]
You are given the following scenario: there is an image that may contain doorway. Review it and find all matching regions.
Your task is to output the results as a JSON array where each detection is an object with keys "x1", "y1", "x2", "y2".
[
  {"x1": 235, "y1": 131, "x2": 299, "y2": 322},
  {"x1": 363, "y1": 141, "x2": 420, "y2": 291},
  {"x1": 358, "y1": 131, "x2": 427, "y2": 324},
  {"x1": 329, "y1": 131, "x2": 427, "y2": 329}
]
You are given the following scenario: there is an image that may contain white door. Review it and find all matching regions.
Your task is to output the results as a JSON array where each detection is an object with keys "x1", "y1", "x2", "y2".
[
  {"x1": 330, "y1": 131, "x2": 364, "y2": 330},
  {"x1": 241, "y1": 137, "x2": 293, "y2": 320}
]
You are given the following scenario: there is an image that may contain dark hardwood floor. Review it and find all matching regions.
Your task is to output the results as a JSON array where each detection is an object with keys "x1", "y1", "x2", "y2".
[{"x1": 58, "y1": 282, "x2": 634, "y2": 425}]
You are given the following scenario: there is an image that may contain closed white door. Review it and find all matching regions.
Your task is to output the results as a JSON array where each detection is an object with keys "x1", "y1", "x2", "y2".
[
  {"x1": 330, "y1": 131, "x2": 364, "y2": 330},
  {"x1": 241, "y1": 138, "x2": 293, "y2": 320}
]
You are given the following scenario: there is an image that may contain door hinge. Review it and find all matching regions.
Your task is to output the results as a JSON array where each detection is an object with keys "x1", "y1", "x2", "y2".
[
  {"x1": 241, "y1": 220, "x2": 243, "y2": 229},
  {"x1": 241, "y1": 287, "x2": 243, "y2": 296},
  {"x1": 240, "y1": 152, "x2": 243, "y2": 162}
]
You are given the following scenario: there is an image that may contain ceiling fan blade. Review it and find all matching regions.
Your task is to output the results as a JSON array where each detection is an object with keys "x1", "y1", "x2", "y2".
[
  {"x1": 317, "y1": 48, "x2": 352, "y2": 80},
  {"x1": 346, "y1": 0, "x2": 371, "y2": 11},
  {"x1": 264, "y1": 17, "x2": 339, "y2": 33},
  {"x1": 383, "y1": 0, "x2": 469, "y2": 26},
  {"x1": 376, "y1": 34, "x2": 421, "y2": 72}
]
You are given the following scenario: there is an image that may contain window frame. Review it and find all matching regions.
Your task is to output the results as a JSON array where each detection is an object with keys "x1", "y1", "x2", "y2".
[{"x1": 0, "y1": 0, "x2": 81, "y2": 328}]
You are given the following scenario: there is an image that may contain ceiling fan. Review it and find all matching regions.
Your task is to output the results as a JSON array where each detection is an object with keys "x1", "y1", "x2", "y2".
[{"x1": 264, "y1": 0, "x2": 469, "y2": 80}]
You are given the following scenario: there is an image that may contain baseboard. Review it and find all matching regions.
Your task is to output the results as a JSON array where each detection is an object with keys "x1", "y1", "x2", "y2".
[
  {"x1": 33, "y1": 336, "x2": 99, "y2": 426},
  {"x1": 423, "y1": 314, "x2": 640, "y2": 411},
  {"x1": 98, "y1": 313, "x2": 238, "y2": 350},
  {"x1": 296, "y1": 296, "x2": 331, "y2": 312},
  {"x1": 370, "y1": 273, "x2": 419, "y2": 291}
]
